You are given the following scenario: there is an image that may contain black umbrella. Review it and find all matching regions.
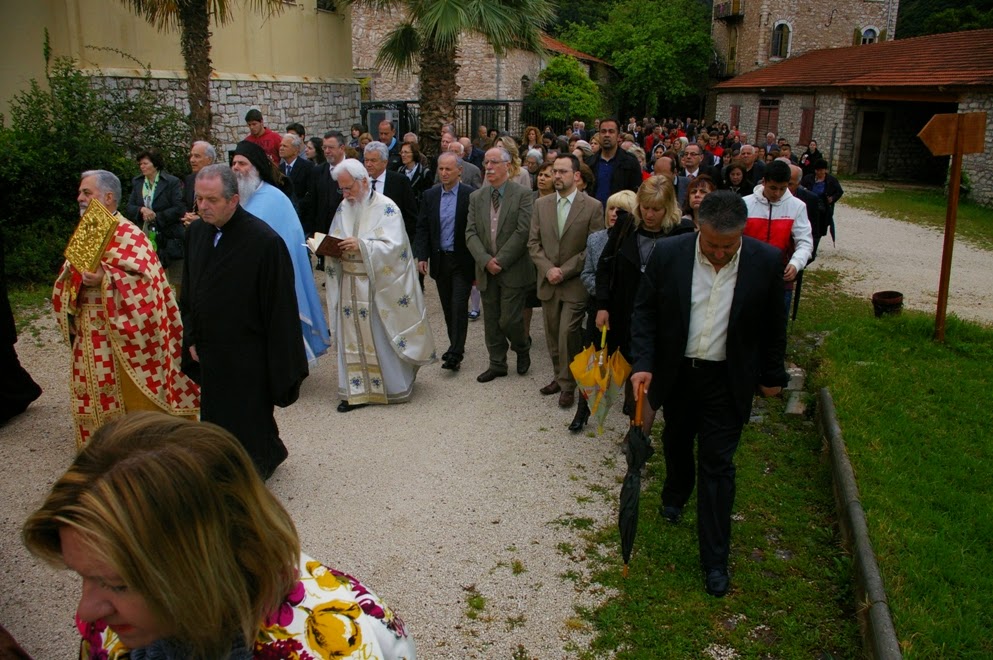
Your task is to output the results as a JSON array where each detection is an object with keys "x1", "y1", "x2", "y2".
[
  {"x1": 791, "y1": 269, "x2": 804, "y2": 322},
  {"x1": 619, "y1": 384, "x2": 655, "y2": 577}
]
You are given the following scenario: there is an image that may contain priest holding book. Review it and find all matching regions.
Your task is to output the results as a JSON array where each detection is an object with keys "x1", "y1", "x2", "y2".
[
  {"x1": 53, "y1": 170, "x2": 200, "y2": 448},
  {"x1": 321, "y1": 158, "x2": 435, "y2": 412}
]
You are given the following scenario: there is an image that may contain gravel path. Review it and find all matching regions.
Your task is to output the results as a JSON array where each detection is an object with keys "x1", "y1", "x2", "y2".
[
  {"x1": 809, "y1": 188, "x2": 993, "y2": 326},
  {"x1": 1, "y1": 274, "x2": 625, "y2": 659},
  {"x1": 3, "y1": 193, "x2": 990, "y2": 658}
]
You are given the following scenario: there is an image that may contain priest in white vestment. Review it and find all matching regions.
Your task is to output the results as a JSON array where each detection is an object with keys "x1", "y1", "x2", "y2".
[{"x1": 325, "y1": 159, "x2": 436, "y2": 412}]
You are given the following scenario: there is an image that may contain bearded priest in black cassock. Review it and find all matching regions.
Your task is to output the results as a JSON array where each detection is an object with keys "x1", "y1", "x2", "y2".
[{"x1": 181, "y1": 164, "x2": 308, "y2": 479}]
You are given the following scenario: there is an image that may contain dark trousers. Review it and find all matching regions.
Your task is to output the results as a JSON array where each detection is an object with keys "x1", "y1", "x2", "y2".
[
  {"x1": 660, "y1": 359, "x2": 744, "y2": 570},
  {"x1": 435, "y1": 252, "x2": 473, "y2": 361}
]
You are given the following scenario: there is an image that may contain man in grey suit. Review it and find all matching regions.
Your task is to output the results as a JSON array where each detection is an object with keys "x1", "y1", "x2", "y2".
[
  {"x1": 466, "y1": 146, "x2": 534, "y2": 383},
  {"x1": 528, "y1": 154, "x2": 603, "y2": 409}
]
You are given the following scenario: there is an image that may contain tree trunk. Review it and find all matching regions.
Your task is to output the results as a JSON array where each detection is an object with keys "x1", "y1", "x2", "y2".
[
  {"x1": 178, "y1": 1, "x2": 214, "y2": 142},
  {"x1": 417, "y1": 42, "x2": 459, "y2": 159}
]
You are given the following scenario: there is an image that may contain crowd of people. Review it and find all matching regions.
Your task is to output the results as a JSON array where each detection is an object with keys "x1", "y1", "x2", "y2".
[{"x1": 0, "y1": 105, "x2": 855, "y2": 657}]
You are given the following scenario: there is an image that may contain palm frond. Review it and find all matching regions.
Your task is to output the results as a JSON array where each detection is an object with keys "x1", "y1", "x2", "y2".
[
  {"x1": 375, "y1": 22, "x2": 421, "y2": 74},
  {"x1": 415, "y1": 0, "x2": 470, "y2": 53},
  {"x1": 118, "y1": 0, "x2": 180, "y2": 31}
]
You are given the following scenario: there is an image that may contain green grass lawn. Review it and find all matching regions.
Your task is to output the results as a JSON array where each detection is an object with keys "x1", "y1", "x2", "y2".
[
  {"x1": 579, "y1": 269, "x2": 993, "y2": 658},
  {"x1": 793, "y1": 270, "x2": 993, "y2": 658},
  {"x1": 843, "y1": 187, "x2": 993, "y2": 251}
]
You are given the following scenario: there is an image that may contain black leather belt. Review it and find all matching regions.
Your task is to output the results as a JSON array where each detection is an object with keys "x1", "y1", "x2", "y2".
[{"x1": 684, "y1": 357, "x2": 727, "y2": 369}]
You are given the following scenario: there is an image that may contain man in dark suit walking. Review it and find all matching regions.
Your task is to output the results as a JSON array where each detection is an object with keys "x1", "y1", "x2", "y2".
[
  {"x1": 629, "y1": 190, "x2": 789, "y2": 598},
  {"x1": 278, "y1": 133, "x2": 315, "y2": 218},
  {"x1": 364, "y1": 141, "x2": 418, "y2": 244},
  {"x1": 415, "y1": 153, "x2": 476, "y2": 371},
  {"x1": 301, "y1": 131, "x2": 345, "y2": 237}
]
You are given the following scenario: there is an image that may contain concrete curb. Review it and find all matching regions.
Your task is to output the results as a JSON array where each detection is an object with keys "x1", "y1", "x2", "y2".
[{"x1": 816, "y1": 387, "x2": 903, "y2": 659}]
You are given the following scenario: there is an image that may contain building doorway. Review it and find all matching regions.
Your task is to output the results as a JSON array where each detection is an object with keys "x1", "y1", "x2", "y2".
[{"x1": 856, "y1": 110, "x2": 887, "y2": 173}]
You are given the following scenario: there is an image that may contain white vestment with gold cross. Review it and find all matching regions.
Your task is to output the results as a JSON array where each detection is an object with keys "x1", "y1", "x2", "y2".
[{"x1": 325, "y1": 191, "x2": 435, "y2": 404}]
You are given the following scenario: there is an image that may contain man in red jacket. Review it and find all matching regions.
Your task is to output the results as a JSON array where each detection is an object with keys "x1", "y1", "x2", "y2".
[{"x1": 244, "y1": 109, "x2": 282, "y2": 165}]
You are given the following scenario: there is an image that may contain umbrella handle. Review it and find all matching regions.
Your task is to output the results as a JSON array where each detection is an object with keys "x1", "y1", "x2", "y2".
[
  {"x1": 634, "y1": 383, "x2": 645, "y2": 427},
  {"x1": 600, "y1": 324, "x2": 608, "y2": 349}
]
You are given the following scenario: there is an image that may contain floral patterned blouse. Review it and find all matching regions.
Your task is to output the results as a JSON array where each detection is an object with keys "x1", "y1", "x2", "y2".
[{"x1": 78, "y1": 553, "x2": 415, "y2": 660}]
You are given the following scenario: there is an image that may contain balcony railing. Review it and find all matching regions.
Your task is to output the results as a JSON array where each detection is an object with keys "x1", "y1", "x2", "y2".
[{"x1": 714, "y1": 0, "x2": 744, "y2": 21}]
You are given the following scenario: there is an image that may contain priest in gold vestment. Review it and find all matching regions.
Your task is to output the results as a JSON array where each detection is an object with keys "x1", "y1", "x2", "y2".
[
  {"x1": 325, "y1": 159, "x2": 435, "y2": 412},
  {"x1": 52, "y1": 170, "x2": 200, "y2": 447}
]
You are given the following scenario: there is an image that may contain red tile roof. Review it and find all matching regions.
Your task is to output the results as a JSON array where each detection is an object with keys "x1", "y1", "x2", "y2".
[
  {"x1": 715, "y1": 29, "x2": 993, "y2": 90},
  {"x1": 540, "y1": 33, "x2": 610, "y2": 67}
]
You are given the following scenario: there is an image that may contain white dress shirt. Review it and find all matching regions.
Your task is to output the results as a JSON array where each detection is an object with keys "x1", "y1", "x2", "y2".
[{"x1": 685, "y1": 234, "x2": 741, "y2": 361}]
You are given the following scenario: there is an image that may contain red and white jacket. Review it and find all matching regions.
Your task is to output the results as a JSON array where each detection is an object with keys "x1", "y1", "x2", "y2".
[{"x1": 743, "y1": 186, "x2": 813, "y2": 290}]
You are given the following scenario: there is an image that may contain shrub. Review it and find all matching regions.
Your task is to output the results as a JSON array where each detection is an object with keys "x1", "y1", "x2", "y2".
[
  {"x1": 523, "y1": 55, "x2": 606, "y2": 125},
  {"x1": 0, "y1": 36, "x2": 191, "y2": 284}
]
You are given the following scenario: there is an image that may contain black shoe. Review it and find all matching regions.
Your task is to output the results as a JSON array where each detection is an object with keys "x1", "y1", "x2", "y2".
[
  {"x1": 659, "y1": 505, "x2": 683, "y2": 524},
  {"x1": 337, "y1": 400, "x2": 366, "y2": 413},
  {"x1": 568, "y1": 399, "x2": 590, "y2": 433},
  {"x1": 442, "y1": 357, "x2": 461, "y2": 371},
  {"x1": 704, "y1": 567, "x2": 730, "y2": 597},
  {"x1": 477, "y1": 369, "x2": 507, "y2": 383},
  {"x1": 516, "y1": 351, "x2": 531, "y2": 375}
]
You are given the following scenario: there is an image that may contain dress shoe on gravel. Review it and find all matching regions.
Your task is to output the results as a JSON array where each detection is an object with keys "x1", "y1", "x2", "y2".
[
  {"x1": 337, "y1": 401, "x2": 366, "y2": 413},
  {"x1": 558, "y1": 390, "x2": 575, "y2": 408},
  {"x1": 476, "y1": 369, "x2": 507, "y2": 383},
  {"x1": 705, "y1": 567, "x2": 730, "y2": 597},
  {"x1": 516, "y1": 351, "x2": 531, "y2": 375},
  {"x1": 539, "y1": 381, "x2": 561, "y2": 395}
]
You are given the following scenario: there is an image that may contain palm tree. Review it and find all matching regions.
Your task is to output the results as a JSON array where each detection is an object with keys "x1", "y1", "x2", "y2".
[
  {"x1": 118, "y1": 0, "x2": 284, "y2": 141},
  {"x1": 346, "y1": 0, "x2": 556, "y2": 156}
]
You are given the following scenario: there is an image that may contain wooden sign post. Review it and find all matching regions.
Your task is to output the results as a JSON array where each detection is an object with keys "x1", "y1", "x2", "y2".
[{"x1": 917, "y1": 112, "x2": 987, "y2": 342}]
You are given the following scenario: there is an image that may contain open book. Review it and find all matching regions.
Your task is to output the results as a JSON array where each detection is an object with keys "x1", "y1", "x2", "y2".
[{"x1": 306, "y1": 233, "x2": 343, "y2": 258}]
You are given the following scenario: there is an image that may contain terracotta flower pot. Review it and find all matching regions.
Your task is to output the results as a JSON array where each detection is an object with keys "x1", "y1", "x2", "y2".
[{"x1": 872, "y1": 290, "x2": 903, "y2": 318}]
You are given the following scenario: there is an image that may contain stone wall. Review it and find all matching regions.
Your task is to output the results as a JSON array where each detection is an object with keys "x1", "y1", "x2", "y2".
[
  {"x1": 959, "y1": 92, "x2": 993, "y2": 206},
  {"x1": 713, "y1": 0, "x2": 900, "y2": 76},
  {"x1": 88, "y1": 73, "x2": 361, "y2": 154},
  {"x1": 877, "y1": 101, "x2": 953, "y2": 181},
  {"x1": 351, "y1": 4, "x2": 583, "y2": 104}
]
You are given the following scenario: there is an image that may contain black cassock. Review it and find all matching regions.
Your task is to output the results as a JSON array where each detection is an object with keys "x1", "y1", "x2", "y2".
[
  {"x1": 0, "y1": 231, "x2": 42, "y2": 423},
  {"x1": 181, "y1": 207, "x2": 308, "y2": 476}
]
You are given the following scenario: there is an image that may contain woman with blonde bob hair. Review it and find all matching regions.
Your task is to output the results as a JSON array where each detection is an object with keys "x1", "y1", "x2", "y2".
[
  {"x1": 23, "y1": 412, "x2": 414, "y2": 660},
  {"x1": 594, "y1": 177, "x2": 694, "y2": 432}
]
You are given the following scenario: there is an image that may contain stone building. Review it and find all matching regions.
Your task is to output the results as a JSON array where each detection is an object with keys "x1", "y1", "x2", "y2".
[
  {"x1": 711, "y1": 0, "x2": 899, "y2": 79},
  {"x1": 350, "y1": 4, "x2": 609, "y2": 136},
  {"x1": 712, "y1": 29, "x2": 993, "y2": 205},
  {"x1": 1, "y1": 1, "x2": 360, "y2": 153}
]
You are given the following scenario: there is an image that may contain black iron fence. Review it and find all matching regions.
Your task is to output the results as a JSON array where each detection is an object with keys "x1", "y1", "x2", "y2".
[{"x1": 360, "y1": 99, "x2": 570, "y2": 141}]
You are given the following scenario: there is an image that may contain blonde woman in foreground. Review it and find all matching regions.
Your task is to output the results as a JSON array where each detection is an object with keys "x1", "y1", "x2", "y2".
[{"x1": 23, "y1": 412, "x2": 415, "y2": 660}]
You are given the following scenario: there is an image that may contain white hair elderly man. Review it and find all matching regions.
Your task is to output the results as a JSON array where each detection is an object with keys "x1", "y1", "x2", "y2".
[
  {"x1": 229, "y1": 140, "x2": 330, "y2": 366},
  {"x1": 53, "y1": 169, "x2": 199, "y2": 448},
  {"x1": 435, "y1": 139, "x2": 483, "y2": 188},
  {"x1": 325, "y1": 158, "x2": 436, "y2": 412},
  {"x1": 183, "y1": 140, "x2": 217, "y2": 226}
]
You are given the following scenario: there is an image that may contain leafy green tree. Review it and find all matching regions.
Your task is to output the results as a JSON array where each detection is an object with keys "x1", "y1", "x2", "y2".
[
  {"x1": 898, "y1": 0, "x2": 993, "y2": 38},
  {"x1": 525, "y1": 55, "x2": 605, "y2": 123},
  {"x1": 561, "y1": 0, "x2": 712, "y2": 116},
  {"x1": 548, "y1": 0, "x2": 611, "y2": 35},
  {"x1": 344, "y1": 0, "x2": 555, "y2": 156},
  {"x1": 118, "y1": 0, "x2": 284, "y2": 141}
]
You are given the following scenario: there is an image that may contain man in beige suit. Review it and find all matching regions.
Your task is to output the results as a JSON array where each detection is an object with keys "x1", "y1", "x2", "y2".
[
  {"x1": 466, "y1": 147, "x2": 535, "y2": 383},
  {"x1": 528, "y1": 154, "x2": 604, "y2": 409}
]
